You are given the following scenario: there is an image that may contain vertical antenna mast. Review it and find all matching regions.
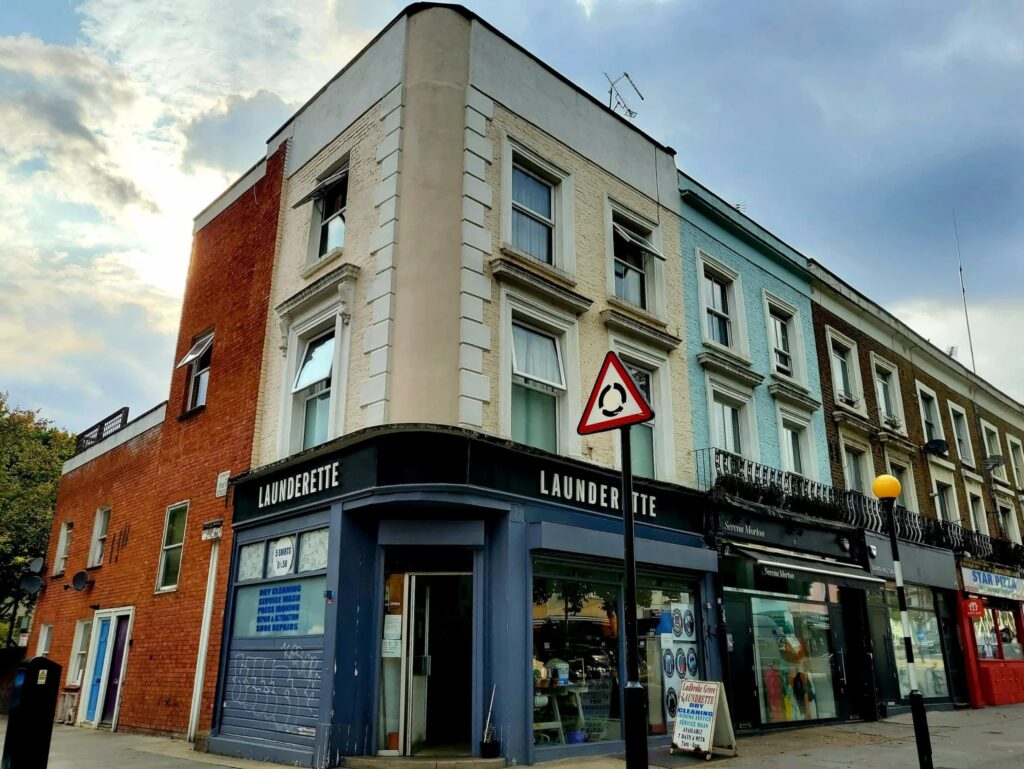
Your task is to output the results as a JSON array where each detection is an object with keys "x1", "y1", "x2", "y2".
[{"x1": 954, "y1": 211, "x2": 978, "y2": 374}]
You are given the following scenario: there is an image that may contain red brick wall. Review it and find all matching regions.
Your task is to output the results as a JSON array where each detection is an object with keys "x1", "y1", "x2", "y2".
[
  {"x1": 812, "y1": 301, "x2": 1024, "y2": 537},
  {"x1": 29, "y1": 144, "x2": 286, "y2": 738}
]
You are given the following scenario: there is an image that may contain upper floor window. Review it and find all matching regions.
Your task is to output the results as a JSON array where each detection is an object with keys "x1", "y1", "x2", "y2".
[
  {"x1": 502, "y1": 140, "x2": 574, "y2": 273},
  {"x1": 610, "y1": 211, "x2": 664, "y2": 313},
  {"x1": 36, "y1": 624, "x2": 52, "y2": 658},
  {"x1": 177, "y1": 332, "x2": 213, "y2": 410},
  {"x1": 769, "y1": 308, "x2": 793, "y2": 377},
  {"x1": 704, "y1": 272, "x2": 732, "y2": 347},
  {"x1": 317, "y1": 175, "x2": 347, "y2": 258},
  {"x1": 888, "y1": 459, "x2": 912, "y2": 510},
  {"x1": 87, "y1": 506, "x2": 110, "y2": 568},
  {"x1": 949, "y1": 403, "x2": 974, "y2": 466},
  {"x1": 830, "y1": 339, "x2": 858, "y2": 408},
  {"x1": 999, "y1": 503, "x2": 1021, "y2": 544},
  {"x1": 512, "y1": 165, "x2": 554, "y2": 264},
  {"x1": 916, "y1": 384, "x2": 943, "y2": 444},
  {"x1": 843, "y1": 445, "x2": 867, "y2": 494},
  {"x1": 712, "y1": 395, "x2": 743, "y2": 455},
  {"x1": 781, "y1": 423, "x2": 804, "y2": 475},
  {"x1": 981, "y1": 420, "x2": 1008, "y2": 482},
  {"x1": 934, "y1": 481, "x2": 954, "y2": 522},
  {"x1": 968, "y1": 491, "x2": 987, "y2": 534},
  {"x1": 626, "y1": 364, "x2": 655, "y2": 478},
  {"x1": 54, "y1": 522, "x2": 73, "y2": 576},
  {"x1": 1008, "y1": 437, "x2": 1024, "y2": 490},
  {"x1": 870, "y1": 355, "x2": 904, "y2": 432},
  {"x1": 511, "y1": 322, "x2": 565, "y2": 453},
  {"x1": 157, "y1": 502, "x2": 188, "y2": 591},
  {"x1": 293, "y1": 330, "x2": 335, "y2": 451}
]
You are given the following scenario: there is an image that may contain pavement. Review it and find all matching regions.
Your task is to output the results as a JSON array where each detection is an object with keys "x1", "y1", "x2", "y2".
[{"x1": 2, "y1": 706, "x2": 1024, "y2": 768}]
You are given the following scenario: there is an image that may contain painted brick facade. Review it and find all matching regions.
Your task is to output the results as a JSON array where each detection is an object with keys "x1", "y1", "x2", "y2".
[{"x1": 28, "y1": 143, "x2": 286, "y2": 738}]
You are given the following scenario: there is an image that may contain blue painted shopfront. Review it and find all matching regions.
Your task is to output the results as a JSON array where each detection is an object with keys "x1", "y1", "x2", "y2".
[{"x1": 208, "y1": 426, "x2": 719, "y2": 768}]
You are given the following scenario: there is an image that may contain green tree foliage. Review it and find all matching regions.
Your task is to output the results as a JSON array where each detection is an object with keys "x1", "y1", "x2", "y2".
[{"x1": 0, "y1": 393, "x2": 75, "y2": 643}]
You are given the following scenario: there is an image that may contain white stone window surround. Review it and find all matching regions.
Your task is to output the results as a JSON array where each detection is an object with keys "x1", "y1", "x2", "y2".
[
  {"x1": 979, "y1": 417, "x2": 1010, "y2": 484},
  {"x1": 604, "y1": 197, "x2": 665, "y2": 319},
  {"x1": 706, "y1": 372, "x2": 759, "y2": 461},
  {"x1": 500, "y1": 135, "x2": 575, "y2": 275},
  {"x1": 884, "y1": 449, "x2": 919, "y2": 513},
  {"x1": 995, "y1": 492, "x2": 1022, "y2": 543},
  {"x1": 963, "y1": 476, "x2": 989, "y2": 536},
  {"x1": 276, "y1": 287, "x2": 355, "y2": 459},
  {"x1": 776, "y1": 402, "x2": 817, "y2": 481},
  {"x1": 869, "y1": 352, "x2": 907, "y2": 436},
  {"x1": 947, "y1": 400, "x2": 975, "y2": 467},
  {"x1": 303, "y1": 159, "x2": 350, "y2": 268},
  {"x1": 498, "y1": 287, "x2": 581, "y2": 457},
  {"x1": 761, "y1": 291, "x2": 807, "y2": 387},
  {"x1": 928, "y1": 459, "x2": 962, "y2": 524},
  {"x1": 54, "y1": 521, "x2": 72, "y2": 576},
  {"x1": 825, "y1": 325, "x2": 866, "y2": 417},
  {"x1": 915, "y1": 380, "x2": 946, "y2": 446},
  {"x1": 697, "y1": 248, "x2": 751, "y2": 363},
  {"x1": 838, "y1": 429, "x2": 872, "y2": 494},
  {"x1": 609, "y1": 333, "x2": 675, "y2": 482},
  {"x1": 1007, "y1": 435, "x2": 1024, "y2": 490}
]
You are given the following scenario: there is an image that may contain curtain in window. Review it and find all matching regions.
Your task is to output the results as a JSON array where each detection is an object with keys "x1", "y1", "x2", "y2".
[
  {"x1": 512, "y1": 167, "x2": 553, "y2": 263},
  {"x1": 631, "y1": 422, "x2": 655, "y2": 478},
  {"x1": 513, "y1": 167, "x2": 551, "y2": 217},
  {"x1": 512, "y1": 325, "x2": 562, "y2": 385},
  {"x1": 513, "y1": 384, "x2": 557, "y2": 452}
]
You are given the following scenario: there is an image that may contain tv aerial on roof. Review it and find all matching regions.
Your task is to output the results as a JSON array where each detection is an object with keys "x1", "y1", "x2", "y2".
[{"x1": 606, "y1": 72, "x2": 644, "y2": 119}]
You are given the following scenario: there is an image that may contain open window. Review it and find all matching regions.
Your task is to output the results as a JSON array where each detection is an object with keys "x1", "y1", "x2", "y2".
[
  {"x1": 293, "y1": 330, "x2": 336, "y2": 451},
  {"x1": 176, "y1": 332, "x2": 213, "y2": 411},
  {"x1": 295, "y1": 164, "x2": 349, "y2": 263},
  {"x1": 609, "y1": 206, "x2": 664, "y2": 314},
  {"x1": 511, "y1": 322, "x2": 565, "y2": 453}
]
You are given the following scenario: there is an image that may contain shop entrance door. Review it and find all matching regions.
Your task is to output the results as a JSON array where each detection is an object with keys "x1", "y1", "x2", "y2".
[
  {"x1": 723, "y1": 596, "x2": 758, "y2": 730},
  {"x1": 828, "y1": 594, "x2": 868, "y2": 722}
]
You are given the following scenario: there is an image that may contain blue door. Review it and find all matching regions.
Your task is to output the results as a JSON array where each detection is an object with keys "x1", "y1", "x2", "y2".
[{"x1": 86, "y1": 618, "x2": 111, "y2": 722}]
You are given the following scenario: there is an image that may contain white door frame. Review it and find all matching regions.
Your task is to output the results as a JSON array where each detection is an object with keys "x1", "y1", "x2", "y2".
[{"x1": 77, "y1": 605, "x2": 135, "y2": 730}]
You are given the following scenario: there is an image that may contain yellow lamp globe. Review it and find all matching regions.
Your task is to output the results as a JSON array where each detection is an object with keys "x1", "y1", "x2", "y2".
[{"x1": 872, "y1": 473, "x2": 902, "y2": 501}]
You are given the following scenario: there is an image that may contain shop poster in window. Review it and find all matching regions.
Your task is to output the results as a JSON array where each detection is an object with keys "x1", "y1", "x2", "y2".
[
  {"x1": 659, "y1": 602, "x2": 698, "y2": 730},
  {"x1": 671, "y1": 680, "x2": 737, "y2": 760}
]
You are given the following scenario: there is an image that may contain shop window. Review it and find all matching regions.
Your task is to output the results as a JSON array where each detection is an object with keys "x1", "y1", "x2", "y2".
[
  {"x1": 885, "y1": 587, "x2": 948, "y2": 699},
  {"x1": 157, "y1": 502, "x2": 188, "y2": 591},
  {"x1": 973, "y1": 604, "x2": 1024, "y2": 660},
  {"x1": 87, "y1": 506, "x2": 110, "y2": 568},
  {"x1": 293, "y1": 330, "x2": 335, "y2": 451},
  {"x1": 626, "y1": 364, "x2": 655, "y2": 478},
  {"x1": 637, "y1": 580, "x2": 700, "y2": 736},
  {"x1": 298, "y1": 528, "x2": 330, "y2": 572},
  {"x1": 532, "y1": 574, "x2": 620, "y2": 745},
  {"x1": 54, "y1": 521, "x2": 73, "y2": 575},
  {"x1": 177, "y1": 332, "x2": 213, "y2": 411},
  {"x1": 67, "y1": 619, "x2": 93, "y2": 686},
  {"x1": 751, "y1": 597, "x2": 837, "y2": 723},
  {"x1": 232, "y1": 576, "x2": 328, "y2": 638},
  {"x1": 511, "y1": 322, "x2": 565, "y2": 453},
  {"x1": 237, "y1": 542, "x2": 265, "y2": 582}
]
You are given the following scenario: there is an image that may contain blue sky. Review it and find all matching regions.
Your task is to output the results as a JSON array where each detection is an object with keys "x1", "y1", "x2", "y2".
[{"x1": 1, "y1": 0, "x2": 1022, "y2": 431}]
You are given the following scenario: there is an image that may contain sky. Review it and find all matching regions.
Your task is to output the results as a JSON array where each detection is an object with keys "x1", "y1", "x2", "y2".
[{"x1": 1, "y1": 0, "x2": 1021, "y2": 432}]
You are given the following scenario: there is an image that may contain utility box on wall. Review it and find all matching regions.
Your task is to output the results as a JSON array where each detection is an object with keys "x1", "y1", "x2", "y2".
[{"x1": 1, "y1": 656, "x2": 62, "y2": 769}]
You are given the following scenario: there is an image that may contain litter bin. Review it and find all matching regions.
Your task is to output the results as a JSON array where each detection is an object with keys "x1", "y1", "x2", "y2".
[{"x1": 1, "y1": 656, "x2": 61, "y2": 769}]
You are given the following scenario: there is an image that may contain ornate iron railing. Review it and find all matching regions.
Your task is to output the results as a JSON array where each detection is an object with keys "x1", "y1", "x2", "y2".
[
  {"x1": 697, "y1": 446, "x2": 1022, "y2": 571},
  {"x1": 74, "y1": 407, "x2": 129, "y2": 455}
]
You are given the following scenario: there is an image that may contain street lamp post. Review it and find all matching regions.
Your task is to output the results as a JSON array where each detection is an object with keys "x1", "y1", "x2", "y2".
[{"x1": 873, "y1": 474, "x2": 933, "y2": 769}]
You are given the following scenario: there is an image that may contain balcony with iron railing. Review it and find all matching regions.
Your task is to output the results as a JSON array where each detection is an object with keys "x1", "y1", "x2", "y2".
[
  {"x1": 696, "y1": 447, "x2": 1022, "y2": 572},
  {"x1": 74, "y1": 407, "x2": 130, "y2": 455}
]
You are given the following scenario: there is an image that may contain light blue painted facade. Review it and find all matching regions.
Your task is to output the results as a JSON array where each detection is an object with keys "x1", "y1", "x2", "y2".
[{"x1": 677, "y1": 173, "x2": 831, "y2": 484}]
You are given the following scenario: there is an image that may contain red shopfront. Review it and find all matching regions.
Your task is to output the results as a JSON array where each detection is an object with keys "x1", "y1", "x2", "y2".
[{"x1": 958, "y1": 566, "x2": 1024, "y2": 708}]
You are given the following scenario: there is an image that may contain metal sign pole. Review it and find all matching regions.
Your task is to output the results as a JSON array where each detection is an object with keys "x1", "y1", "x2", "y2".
[{"x1": 620, "y1": 425, "x2": 648, "y2": 769}]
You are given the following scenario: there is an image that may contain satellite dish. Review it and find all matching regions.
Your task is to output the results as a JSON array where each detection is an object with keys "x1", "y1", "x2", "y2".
[
  {"x1": 923, "y1": 439, "x2": 949, "y2": 457},
  {"x1": 71, "y1": 570, "x2": 94, "y2": 591},
  {"x1": 28, "y1": 557, "x2": 44, "y2": 574},
  {"x1": 19, "y1": 574, "x2": 43, "y2": 595}
]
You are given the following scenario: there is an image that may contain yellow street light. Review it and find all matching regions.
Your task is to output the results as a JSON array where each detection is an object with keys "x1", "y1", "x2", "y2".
[{"x1": 872, "y1": 473, "x2": 902, "y2": 501}]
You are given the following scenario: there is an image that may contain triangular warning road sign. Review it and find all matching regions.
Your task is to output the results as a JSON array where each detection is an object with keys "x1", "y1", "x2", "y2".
[{"x1": 577, "y1": 351, "x2": 655, "y2": 435}]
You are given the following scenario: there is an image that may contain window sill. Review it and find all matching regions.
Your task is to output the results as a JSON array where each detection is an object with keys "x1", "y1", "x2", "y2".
[
  {"x1": 701, "y1": 338, "x2": 752, "y2": 368},
  {"x1": 154, "y1": 586, "x2": 179, "y2": 595},
  {"x1": 301, "y1": 247, "x2": 344, "y2": 279},
  {"x1": 832, "y1": 398, "x2": 868, "y2": 421},
  {"x1": 962, "y1": 467, "x2": 985, "y2": 484},
  {"x1": 85, "y1": 564, "x2": 102, "y2": 572},
  {"x1": 492, "y1": 250, "x2": 591, "y2": 316},
  {"x1": 178, "y1": 405, "x2": 206, "y2": 422},
  {"x1": 926, "y1": 454, "x2": 957, "y2": 472},
  {"x1": 600, "y1": 307, "x2": 681, "y2": 352},
  {"x1": 767, "y1": 378, "x2": 820, "y2": 412},
  {"x1": 605, "y1": 295, "x2": 666, "y2": 327},
  {"x1": 499, "y1": 244, "x2": 577, "y2": 287},
  {"x1": 697, "y1": 347, "x2": 764, "y2": 389}
]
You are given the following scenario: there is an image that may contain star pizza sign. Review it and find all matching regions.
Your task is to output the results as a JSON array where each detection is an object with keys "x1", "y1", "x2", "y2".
[{"x1": 577, "y1": 351, "x2": 654, "y2": 435}]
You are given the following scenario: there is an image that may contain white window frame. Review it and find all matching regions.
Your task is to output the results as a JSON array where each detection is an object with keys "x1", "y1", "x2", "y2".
[
  {"x1": 499, "y1": 288, "x2": 581, "y2": 457},
  {"x1": 77, "y1": 605, "x2": 135, "y2": 729},
  {"x1": 304, "y1": 163, "x2": 350, "y2": 266},
  {"x1": 762, "y1": 292, "x2": 806, "y2": 385},
  {"x1": 610, "y1": 334, "x2": 675, "y2": 481},
  {"x1": 67, "y1": 618, "x2": 93, "y2": 686},
  {"x1": 884, "y1": 451, "x2": 919, "y2": 513},
  {"x1": 980, "y1": 418, "x2": 1009, "y2": 483},
  {"x1": 947, "y1": 402, "x2": 975, "y2": 467},
  {"x1": 825, "y1": 326, "x2": 866, "y2": 416},
  {"x1": 176, "y1": 331, "x2": 214, "y2": 411},
  {"x1": 1007, "y1": 435, "x2": 1024, "y2": 491},
  {"x1": 36, "y1": 623, "x2": 53, "y2": 657},
  {"x1": 53, "y1": 521, "x2": 72, "y2": 576},
  {"x1": 777, "y1": 404, "x2": 816, "y2": 480},
  {"x1": 87, "y1": 506, "x2": 110, "y2": 568},
  {"x1": 605, "y1": 198, "x2": 665, "y2": 318},
  {"x1": 278, "y1": 298, "x2": 351, "y2": 458},
  {"x1": 995, "y1": 492, "x2": 1021, "y2": 544},
  {"x1": 928, "y1": 462, "x2": 961, "y2": 524},
  {"x1": 869, "y1": 353, "x2": 906, "y2": 435},
  {"x1": 707, "y1": 374, "x2": 758, "y2": 461},
  {"x1": 915, "y1": 381, "x2": 945, "y2": 446},
  {"x1": 839, "y1": 432, "x2": 870, "y2": 495},
  {"x1": 500, "y1": 136, "x2": 575, "y2": 274},
  {"x1": 155, "y1": 501, "x2": 188, "y2": 593},
  {"x1": 697, "y1": 249, "x2": 750, "y2": 360},
  {"x1": 964, "y1": 478, "x2": 989, "y2": 536}
]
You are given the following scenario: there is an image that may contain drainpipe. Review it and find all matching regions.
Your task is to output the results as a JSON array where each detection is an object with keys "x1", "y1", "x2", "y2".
[{"x1": 189, "y1": 518, "x2": 224, "y2": 743}]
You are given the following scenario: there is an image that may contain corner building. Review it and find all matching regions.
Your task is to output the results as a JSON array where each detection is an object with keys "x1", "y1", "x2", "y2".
[
  {"x1": 28, "y1": 145, "x2": 287, "y2": 739},
  {"x1": 208, "y1": 5, "x2": 715, "y2": 767}
]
